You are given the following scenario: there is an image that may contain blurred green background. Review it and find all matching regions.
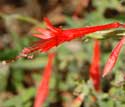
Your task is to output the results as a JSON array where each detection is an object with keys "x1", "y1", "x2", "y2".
[{"x1": 0, "y1": 0, "x2": 125, "y2": 107}]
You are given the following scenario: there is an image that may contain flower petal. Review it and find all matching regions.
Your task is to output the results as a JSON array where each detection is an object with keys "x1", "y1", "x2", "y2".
[
  {"x1": 44, "y1": 17, "x2": 57, "y2": 32},
  {"x1": 33, "y1": 28, "x2": 54, "y2": 39}
]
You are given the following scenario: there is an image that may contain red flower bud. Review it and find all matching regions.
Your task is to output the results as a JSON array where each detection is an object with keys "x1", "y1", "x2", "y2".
[
  {"x1": 90, "y1": 40, "x2": 101, "y2": 91},
  {"x1": 103, "y1": 36, "x2": 125, "y2": 77},
  {"x1": 34, "y1": 53, "x2": 55, "y2": 107}
]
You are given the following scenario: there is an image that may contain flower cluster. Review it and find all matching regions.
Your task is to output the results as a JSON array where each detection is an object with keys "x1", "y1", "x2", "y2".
[{"x1": 20, "y1": 18, "x2": 125, "y2": 106}]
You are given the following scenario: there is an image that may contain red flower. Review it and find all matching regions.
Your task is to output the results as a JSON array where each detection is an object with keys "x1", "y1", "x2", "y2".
[
  {"x1": 20, "y1": 18, "x2": 123, "y2": 56},
  {"x1": 34, "y1": 53, "x2": 55, "y2": 107},
  {"x1": 103, "y1": 36, "x2": 125, "y2": 77},
  {"x1": 90, "y1": 40, "x2": 101, "y2": 91}
]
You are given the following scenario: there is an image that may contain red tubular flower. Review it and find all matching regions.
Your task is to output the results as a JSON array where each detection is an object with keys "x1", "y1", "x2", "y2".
[
  {"x1": 34, "y1": 53, "x2": 55, "y2": 107},
  {"x1": 20, "y1": 18, "x2": 124, "y2": 56},
  {"x1": 90, "y1": 40, "x2": 101, "y2": 91},
  {"x1": 103, "y1": 36, "x2": 125, "y2": 77}
]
